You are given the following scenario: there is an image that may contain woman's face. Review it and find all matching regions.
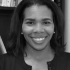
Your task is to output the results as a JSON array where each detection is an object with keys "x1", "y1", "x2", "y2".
[{"x1": 22, "y1": 5, "x2": 54, "y2": 50}]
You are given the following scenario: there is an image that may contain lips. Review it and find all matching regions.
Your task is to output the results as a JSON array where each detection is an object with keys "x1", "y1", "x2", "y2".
[
  {"x1": 33, "y1": 38, "x2": 45, "y2": 41},
  {"x1": 32, "y1": 37, "x2": 46, "y2": 43},
  {"x1": 30, "y1": 33, "x2": 47, "y2": 43}
]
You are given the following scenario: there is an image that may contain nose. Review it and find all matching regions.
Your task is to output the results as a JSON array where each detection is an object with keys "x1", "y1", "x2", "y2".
[{"x1": 33, "y1": 23, "x2": 44, "y2": 33}]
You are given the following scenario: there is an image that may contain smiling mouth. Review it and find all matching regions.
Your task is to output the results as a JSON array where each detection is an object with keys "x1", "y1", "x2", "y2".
[{"x1": 32, "y1": 37, "x2": 46, "y2": 43}]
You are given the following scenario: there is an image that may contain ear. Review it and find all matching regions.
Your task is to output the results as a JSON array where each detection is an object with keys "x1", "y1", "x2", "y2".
[
  {"x1": 53, "y1": 32, "x2": 55, "y2": 34},
  {"x1": 21, "y1": 32, "x2": 23, "y2": 34}
]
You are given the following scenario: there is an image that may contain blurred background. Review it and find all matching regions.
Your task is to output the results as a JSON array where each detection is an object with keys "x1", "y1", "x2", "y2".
[{"x1": 0, "y1": 0, "x2": 69, "y2": 55}]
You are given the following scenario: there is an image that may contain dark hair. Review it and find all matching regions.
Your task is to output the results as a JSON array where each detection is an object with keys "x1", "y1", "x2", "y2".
[{"x1": 6, "y1": 0, "x2": 64, "y2": 56}]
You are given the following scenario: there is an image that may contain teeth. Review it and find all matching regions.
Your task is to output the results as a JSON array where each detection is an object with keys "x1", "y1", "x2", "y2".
[{"x1": 33, "y1": 38, "x2": 45, "y2": 41}]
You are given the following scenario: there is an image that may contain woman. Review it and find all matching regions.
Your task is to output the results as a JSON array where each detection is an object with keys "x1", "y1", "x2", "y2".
[{"x1": 0, "y1": 0, "x2": 70, "y2": 70}]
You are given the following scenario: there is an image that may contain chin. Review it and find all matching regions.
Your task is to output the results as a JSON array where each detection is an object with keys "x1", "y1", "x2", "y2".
[{"x1": 31, "y1": 45, "x2": 47, "y2": 51}]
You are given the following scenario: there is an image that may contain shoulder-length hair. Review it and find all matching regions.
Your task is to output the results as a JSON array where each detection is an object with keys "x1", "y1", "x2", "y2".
[{"x1": 6, "y1": 0, "x2": 64, "y2": 56}]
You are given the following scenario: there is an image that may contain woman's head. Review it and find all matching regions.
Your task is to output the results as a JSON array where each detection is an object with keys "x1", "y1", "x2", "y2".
[
  {"x1": 22, "y1": 5, "x2": 54, "y2": 51},
  {"x1": 7, "y1": 0, "x2": 64, "y2": 55}
]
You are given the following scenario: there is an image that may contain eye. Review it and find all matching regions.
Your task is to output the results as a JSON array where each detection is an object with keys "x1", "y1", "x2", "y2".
[
  {"x1": 43, "y1": 21, "x2": 52, "y2": 25},
  {"x1": 26, "y1": 21, "x2": 34, "y2": 26}
]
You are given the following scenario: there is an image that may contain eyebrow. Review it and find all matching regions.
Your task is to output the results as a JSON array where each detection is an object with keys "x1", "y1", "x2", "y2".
[
  {"x1": 24, "y1": 18, "x2": 53, "y2": 21},
  {"x1": 24, "y1": 19, "x2": 35, "y2": 21},
  {"x1": 42, "y1": 18, "x2": 53, "y2": 21}
]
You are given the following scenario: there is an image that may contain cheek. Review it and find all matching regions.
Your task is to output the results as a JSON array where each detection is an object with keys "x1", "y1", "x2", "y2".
[
  {"x1": 45, "y1": 25, "x2": 54, "y2": 34},
  {"x1": 22, "y1": 24, "x2": 33, "y2": 34}
]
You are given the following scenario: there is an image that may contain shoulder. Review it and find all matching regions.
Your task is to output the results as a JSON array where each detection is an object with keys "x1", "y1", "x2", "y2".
[
  {"x1": 0, "y1": 53, "x2": 29, "y2": 70},
  {"x1": 0, "y1": 53, "x2": 16, "y2": 65},
  {"x1": 51, "y1": 52, "x2": 70, "y2": 70},
  {"x1": 0, "y1": 53, "x2": 15, "y2": 59},
  {"x1": 0, "y1": 53, "x2": 17, "y2": 70},
  {"x1": 59, "y1": 51, "x2": 70, "y2": 58},
  {"x1": 55, "y1": 51, "x2": 70, "y2": 62}
]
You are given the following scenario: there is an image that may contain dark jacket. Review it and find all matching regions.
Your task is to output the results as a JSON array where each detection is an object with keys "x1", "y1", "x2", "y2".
[{"x1": 0, "y1": 52, "x2": 70, "y2": 70}]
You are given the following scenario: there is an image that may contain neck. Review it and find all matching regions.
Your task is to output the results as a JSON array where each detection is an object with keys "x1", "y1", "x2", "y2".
[{"x1": 24, "y1": 44, "x2": 54, "y2": 62}]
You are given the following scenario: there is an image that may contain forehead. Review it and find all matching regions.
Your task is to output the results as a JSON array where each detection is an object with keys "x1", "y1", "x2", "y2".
[{"x1": 24, "y1": 5, "x2": 53, "y2": 20}]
